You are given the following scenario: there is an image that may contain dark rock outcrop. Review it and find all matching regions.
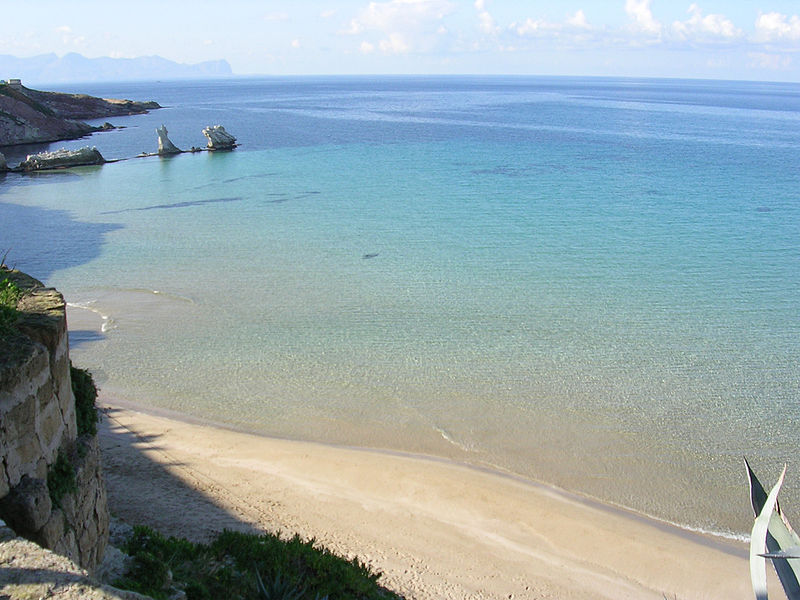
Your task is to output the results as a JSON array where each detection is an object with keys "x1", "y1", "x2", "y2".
[
  {"x1": 22, "y1": 87, "x2": 160, "y2": 120},
  {"x1": 0, "y1": 82, "x2": 159, "y2": 146}
]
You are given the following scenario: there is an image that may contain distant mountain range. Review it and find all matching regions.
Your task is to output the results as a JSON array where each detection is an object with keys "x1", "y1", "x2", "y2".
[{"x1": 0, "y1": 53, "x2": 233, "y2": 85}]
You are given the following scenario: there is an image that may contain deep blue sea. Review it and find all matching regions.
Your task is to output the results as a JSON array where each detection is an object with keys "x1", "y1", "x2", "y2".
[{"x1": 1, "y1": 76, "x2": 798, "y2": 537}]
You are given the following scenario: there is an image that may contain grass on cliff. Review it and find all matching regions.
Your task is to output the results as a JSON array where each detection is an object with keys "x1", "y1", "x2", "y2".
[
  {"x1": 47, "y1": 451, "x2": 77, "y2": 508},
  {"x1": 0, "y1": 271, "x2": 23, "y2": 334},
  {"x1": 71, "y1": 364, "x2": 99, "y2": 436},
  {"x1": 115, "y1": 525, "x2": 403, "y2": 600}
]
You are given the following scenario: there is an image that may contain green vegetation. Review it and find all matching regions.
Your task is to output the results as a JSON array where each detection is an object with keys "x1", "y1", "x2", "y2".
[
  {"x1": 71, "y1": 364, "x2": 99, "y2": 436},
  {"x1": 47, "y1": 451, "x2": 77, "y2": 508},
  {"x1": 115, "y1": 526, "x2": 403, "y2": 600},
  {"x1": 0, "y1": 272, "x2": 23, "y2": 334}
]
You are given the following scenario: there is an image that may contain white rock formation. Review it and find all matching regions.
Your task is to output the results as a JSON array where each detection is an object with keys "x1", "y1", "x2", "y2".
[
  {"x1": 18, "y1": 147, "x2": 105, "y2": 171},
  {"x1": 202, "y1": 125, "x2": 236, "y2": 150},
  {"x1": 156, "y1": 124, "x2": 181, "y2": 155}
]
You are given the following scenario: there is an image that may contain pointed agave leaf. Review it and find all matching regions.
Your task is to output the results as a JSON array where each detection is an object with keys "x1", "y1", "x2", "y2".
[
  {"x1": 746, "y1": 461, "x2": 800, "y2": 600},
  {"x1": 762, "y1": 548, "x2": 800, "y2": 560},
  {"x1": 751, "y1": 466, "x2": 785, "y2": 600}
]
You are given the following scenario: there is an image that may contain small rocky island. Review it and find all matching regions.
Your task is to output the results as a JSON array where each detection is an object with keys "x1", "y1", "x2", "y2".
[{"x1": 0, "y1": 79, "x2": 160, "y2": 147}]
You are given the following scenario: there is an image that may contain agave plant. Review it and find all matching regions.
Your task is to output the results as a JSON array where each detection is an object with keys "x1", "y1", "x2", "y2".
[{"x1": 746, "y1": 459, "x2": 800, "y2": 599}]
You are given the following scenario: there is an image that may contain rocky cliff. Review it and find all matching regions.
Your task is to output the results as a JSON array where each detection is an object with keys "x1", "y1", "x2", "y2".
[
  {"x1": 0, "y1": 269, "x2": 109, "y2": 572},
  {"x1": 0, "y1": 519, "x2": 149, "y2": 600},
  {"x1": 0, "y1": 82, "x2": 159, "y2": 146}
]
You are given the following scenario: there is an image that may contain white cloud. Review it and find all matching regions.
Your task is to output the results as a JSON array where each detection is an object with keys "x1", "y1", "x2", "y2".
[
  {"x1": 625, "y1": 0, "x2": 661, "y2": 36},
  {"x1": 360, "y1": 40, "x2": 376, "y2": 53},
  {"x1": 509, "y1": 10, "x2": 595, "y2": 41},
  {"x1": 346, "y1": 0, "x2": 452, "y2": 33},
  {"x1": 343, "y1": 0, "x2": 454, "y2": 53},
  {"x1": 511, "y1": 18, "x2": 561, "y2": 37},
  {"x1": 475, "y1": 0, "x2": 499, "y2": 35},
  {"x1": 55, "y1": 24, "x2": 88, "y2": 48},
  {"x1": 753, "y1": 12, "x2": 800, "y2": 43},
  {"x1": 380, "y1": 33, "x2": 410, "y2": 53},
  {"x1": 671, "y1": 4, "x2": 741, "y2": 43},
  {"x1": 566, "y1": 10, "x2": 590, "y2": 30},
  {"x1": 748, "y1": 51, "x2": 793, "y2": 70},
  {"x1": 263, "y1": 12, "x2": 289, "y2": 22},
  {"x1": 320, "y1": 9, "x2": 337, "y2": 19},
  {"x1": 291, "y1": 39, "x2": 301, "y2": 48}
]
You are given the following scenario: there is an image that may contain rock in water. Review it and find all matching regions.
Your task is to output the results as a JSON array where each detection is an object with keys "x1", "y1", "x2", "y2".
[
  {"x1": 156, "y1": 124, "x2": 181, "y2": 155},
  {"x1": 0, "y1": 152, "x2": 7, "y2": 172},
  {"x1": 202, "y1": 125, "x2": 236, "y2": 150},
  {"x1": 18, "y1": 147, "x2": 105, "y2": 171}
]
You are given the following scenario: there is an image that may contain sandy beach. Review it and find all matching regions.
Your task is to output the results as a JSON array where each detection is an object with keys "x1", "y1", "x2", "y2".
[{"x1": 97, "y1": 397, "x2": 759, "y2": 600}]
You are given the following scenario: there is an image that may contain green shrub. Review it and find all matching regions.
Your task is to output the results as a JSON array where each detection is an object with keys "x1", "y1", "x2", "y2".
[
  {"x1": 47, "y1": 451, "x2": 77, "y2": 508},
  {"x1": 115, "y1": 526, "x2": 402, "y2": 600},
  {"x1": 70, "y1": 364, "x2": 99, "y2": 436},
  {"x1": 0, "y1": 275, "x2": 23, "y2": 334}
]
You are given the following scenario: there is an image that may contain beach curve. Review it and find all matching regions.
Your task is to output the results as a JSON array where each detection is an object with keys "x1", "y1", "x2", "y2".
[{"x1": 98, "y1": 396, "x2": 760, "y2": 600}]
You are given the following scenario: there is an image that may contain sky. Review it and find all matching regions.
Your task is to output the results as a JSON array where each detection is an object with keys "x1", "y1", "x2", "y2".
[{"x1": 4, "y1": 0, "x2": 800, "y2": 81}]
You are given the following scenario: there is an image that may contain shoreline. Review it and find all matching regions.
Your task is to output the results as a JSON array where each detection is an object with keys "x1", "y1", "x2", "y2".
[
  {"x1": 98, "y1": 395, "x2": 759, "y2": 599},
  {"x1": 103, "y1": 392, "x2": 748, "y2": 549}
]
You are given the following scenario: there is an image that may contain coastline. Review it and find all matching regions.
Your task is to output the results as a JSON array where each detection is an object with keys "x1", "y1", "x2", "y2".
[{"x1": 98, "y1": 396, "x2": 758, "y2": 600}]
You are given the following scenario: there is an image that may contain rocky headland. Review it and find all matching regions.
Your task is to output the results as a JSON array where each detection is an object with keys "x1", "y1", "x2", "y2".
[{"x1": 0, "y1": 80, "x2": 159, "y2": 147}]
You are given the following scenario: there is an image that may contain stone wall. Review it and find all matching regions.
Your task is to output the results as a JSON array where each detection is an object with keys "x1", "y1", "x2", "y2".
[{"x1": 0, "y1": 269, "x2": 109, "y2": 571}]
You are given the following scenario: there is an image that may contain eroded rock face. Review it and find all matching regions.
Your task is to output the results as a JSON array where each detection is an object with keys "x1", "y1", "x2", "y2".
[
  {"x1": 202, "y1": 124, "x2": 236, "y2": 150},
  {"x1": 156, "y1": 124, "x2": 181, "y2": 155},
  {"x1": 0, "y1": 82, "x2": 160, "y2": 146},
  {"x1": 18, "y1": 147, "x2": 105, "y2": 171},
  {"x1": 0, "y1": 269, "x2": 110, "y2": 572}
]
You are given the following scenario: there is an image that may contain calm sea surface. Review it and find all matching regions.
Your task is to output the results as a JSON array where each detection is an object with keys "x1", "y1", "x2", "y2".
[{"x1": 1, "y1": 76, "x2": 798, "y2": 537}]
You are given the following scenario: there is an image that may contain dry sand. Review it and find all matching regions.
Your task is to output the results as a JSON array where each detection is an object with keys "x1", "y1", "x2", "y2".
[{"x1": 98, "y1": 398, "x2": 757, "y2": 600}]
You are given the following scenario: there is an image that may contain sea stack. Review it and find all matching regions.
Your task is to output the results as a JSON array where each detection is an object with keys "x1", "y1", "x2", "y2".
[
  {"x1": 0, "y1": 152, "x2": 7, "y2": 172},
  {"x1": 156, "y1": 124, "x2": 181, "y2": 155},
  {"x1": 202, "y1": 125, "x2": 236, "y2": 150}
]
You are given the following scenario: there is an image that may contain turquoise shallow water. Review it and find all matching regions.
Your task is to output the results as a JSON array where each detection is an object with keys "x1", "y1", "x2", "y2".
[{"x1": 1, "y1": 76, "x2": 798, "y2": 537}]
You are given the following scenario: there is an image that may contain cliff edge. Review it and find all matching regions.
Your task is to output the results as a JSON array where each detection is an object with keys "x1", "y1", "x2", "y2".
[
  {"x1": 0, "y1": 81, "x2": 159, "y2": 146},
  {"x1": 0, "y1": 268, "x2": 110, "y2": 573}
]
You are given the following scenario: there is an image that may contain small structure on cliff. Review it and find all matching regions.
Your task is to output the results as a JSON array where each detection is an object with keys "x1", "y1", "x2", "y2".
[
  {"x1": 202, "y1": 124, "x2": 237, "y2": 150},
  {"x1": 156, "y1": 124, "x2": 181, "y2": 155},
  {"x1": 18, "y1": 147, "x2": 106, "y2": 172}
]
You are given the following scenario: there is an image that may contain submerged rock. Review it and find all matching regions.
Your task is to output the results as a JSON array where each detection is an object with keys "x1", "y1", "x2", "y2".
[
  {"x1": 202, "y1": 125, "x2": 236, "y2": 150},
  {"x1": 156, "y1": 124, "x2": 181, "y2": 155},
  {"x1": 18, "y1": 146, "x2": 106, "y2": 171}
]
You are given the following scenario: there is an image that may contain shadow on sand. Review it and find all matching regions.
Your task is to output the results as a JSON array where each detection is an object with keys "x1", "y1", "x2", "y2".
[{"x1": 98, "y1": 406, "x2": 262, "y2": 543}]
